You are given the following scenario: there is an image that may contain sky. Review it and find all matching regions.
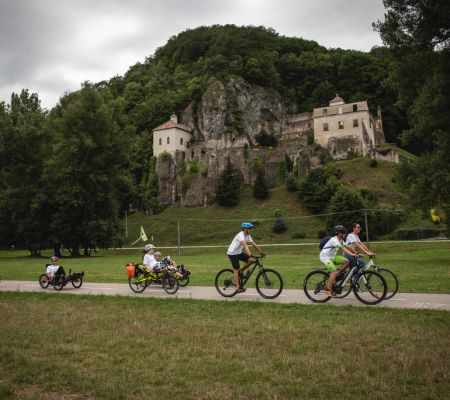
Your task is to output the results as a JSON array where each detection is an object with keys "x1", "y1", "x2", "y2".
[{"x1": 0, "y1": 0, "x2": 386, "y2": 109}]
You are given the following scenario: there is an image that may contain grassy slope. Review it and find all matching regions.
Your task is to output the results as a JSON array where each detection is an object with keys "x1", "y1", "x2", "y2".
[
  {"x1": 125, "y1": 157, "x2": 409, "y2": 247},
  {"x1": 0, "y1": 293, "x2": 448, "y2": 400}
]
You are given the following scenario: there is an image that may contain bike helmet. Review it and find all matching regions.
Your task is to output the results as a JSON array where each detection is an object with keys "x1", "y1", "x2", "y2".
[
  {"x1": 50, "y1": 256, "x2": 58, "y2": 262},
  {"x1": 154, "y1": 251, "x2": 162, "y2": 257},
  {"x1": 144, "y1": 244, "x2": 155, "y2": 251},
  {"x1": 241, "y1": 222, "x2": 254, "y2": 230},
  {"x1": 334, "y1": 225, "x2": 348, "y2": 234}
]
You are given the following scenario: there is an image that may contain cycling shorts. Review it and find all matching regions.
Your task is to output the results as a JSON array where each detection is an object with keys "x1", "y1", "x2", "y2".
[
  {"x1": 323, "y1": 256, "x2": 346, "y2": 272},
  {"x1": 228, "y1": 253, "x2": 250, "y2": 270}
]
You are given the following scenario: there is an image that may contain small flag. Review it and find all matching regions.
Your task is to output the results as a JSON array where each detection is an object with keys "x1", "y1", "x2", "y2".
[{"x1": 131, "y1": 226, "x2": 148, "y2": 245}]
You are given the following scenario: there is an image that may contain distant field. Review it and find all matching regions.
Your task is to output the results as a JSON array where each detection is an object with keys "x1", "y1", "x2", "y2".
[
  {"x1": 1, "y1": 241, "x2": 449, "y2": 293},
  {"x1": 0, "y1": 292, "x2": 448, "y2": 400}
]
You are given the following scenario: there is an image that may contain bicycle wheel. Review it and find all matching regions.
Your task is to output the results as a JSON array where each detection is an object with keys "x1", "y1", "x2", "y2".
[
  {"x1": 163, "y1": 274, "x2": 179, "y2": 294},
  {"x1": 255, "y1": 269, "x2": 283, "y2": 299},
  {"x1": 215, "y1": 269, "x2": 237, "y2": 297},
  {"x1": 71, "y1": 276, "x2": 83, "y2": 288},
  {"x1": 303, "y1": 270, "x2": 331, "y2": 303},
  {"x1": 39, "y1": 274, "x2": 50, "y2": 289},
  {"x1": 353, "y1": 271, "x2": 387, "y2": 305},
  {"x1": 53, "y1": 276, "x2": 65, "y2": 291},
  {"x1": 377, "y1": 268, "x2": 399, "y2": 300},
  {"x1": 178, "y1": 276, "x2": 189, "y2": 287},
  {"x1": 128, "y1": 270, "x2": 147, "y2": 293}
]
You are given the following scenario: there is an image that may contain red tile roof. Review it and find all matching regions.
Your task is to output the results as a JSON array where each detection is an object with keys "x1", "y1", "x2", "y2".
[{"x1": 152, "y1": 120, "x2": 192, "y2": 133}]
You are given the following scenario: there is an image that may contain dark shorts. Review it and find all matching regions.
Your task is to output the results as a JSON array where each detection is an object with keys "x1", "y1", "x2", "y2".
[{"x1": 228, "y1": 253, "x2": 250, "y2": 270}]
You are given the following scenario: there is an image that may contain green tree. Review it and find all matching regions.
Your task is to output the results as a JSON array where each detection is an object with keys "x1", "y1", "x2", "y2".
[
  {"x1": 216, "y1": 158, "x2": 242, "y2": 206},
  {"x1": 0, "y1": 90, "x2": 49, "y2": 254},
  {"x1": 374, "y1": 0, "x2": 450, "y2": 231},
  {"x1": 43, "y1": 84, "x2": 132, "y2": 256},
  {"x1": 253, "y1": 168, "x2": 268, "y2": 200}
]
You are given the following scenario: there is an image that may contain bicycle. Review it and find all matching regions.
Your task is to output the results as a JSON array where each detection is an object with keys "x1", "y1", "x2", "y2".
[
  {"x1": 303, "y1": 263, "x2": 387, "y2": 305},
  {"x1": 215, "y1": 255, "x2": 283, "y2": 299},
  {"x1": 127, "y1": 263, "x2": 179, "y2": 294},
  {"x1": 362, "y1": 256, "x2": 398, "y2": 300},
  {"x1": 39, "y1": 269, "x2": 84, "y2": 291},
  {"x1": 176, "y1": 264, "x2": 191, "y2": 287}
]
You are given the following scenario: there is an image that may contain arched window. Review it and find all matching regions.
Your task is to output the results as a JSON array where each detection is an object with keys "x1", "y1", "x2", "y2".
[
  {"x1": 159, "y1": 138, "x2": 162, "y2": 145},
  {"x1": 167, "y1": 137, "x2": 170, "y2": 144}
]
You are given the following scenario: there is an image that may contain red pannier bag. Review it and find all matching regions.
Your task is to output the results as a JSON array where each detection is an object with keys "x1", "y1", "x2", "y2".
[{"x1": 126, "y1": 263, "x2": 136, "y2": 278}]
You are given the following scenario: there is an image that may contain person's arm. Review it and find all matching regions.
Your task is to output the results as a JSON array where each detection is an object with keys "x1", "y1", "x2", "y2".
[
  {"x1": 251, "y1": 241, "x2": 264, "y2": 255},
  {"x1": 341, "y1": 245, "x2": 356, "y2": 257},
  {"x1": 356, "y1": 242, "x2": 374, "y2": 256},
  {"x1": 241, "y1": 241, "x2": 252, "y2": 257}
]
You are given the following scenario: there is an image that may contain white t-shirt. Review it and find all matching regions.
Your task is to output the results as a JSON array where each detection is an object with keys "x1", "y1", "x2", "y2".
[
  {"x1": 319, "y1": 236, "x2": 343, "y2": 262},
  {"x1": 345, "y1": 233, "x2": 361, "y2": 249},
  {"x1": 143, "y1": 254, "x2": 157, "y2": 269},
  {"x1": 227, "y1": 231, "x2": 253, "y2": 255},
  {"x1": 46, "y1": 264, "x2": 60, "y2": 275}
]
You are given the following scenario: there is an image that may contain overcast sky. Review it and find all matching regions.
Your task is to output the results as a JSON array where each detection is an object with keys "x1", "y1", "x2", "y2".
[{"x1": 1, "y1": 0, "x2": 386, "y2": 109}]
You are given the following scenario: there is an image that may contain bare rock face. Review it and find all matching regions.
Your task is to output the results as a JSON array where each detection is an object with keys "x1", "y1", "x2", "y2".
[
  {"x1": 180, "y1": 77, "x2": 287, "y2": 147},
  {"x1": 327, "y1": 136, "x2": 361, "y2": 160}
]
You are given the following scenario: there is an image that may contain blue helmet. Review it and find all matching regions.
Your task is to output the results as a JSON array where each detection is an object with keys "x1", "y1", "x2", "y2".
[{"x1": 241, "y1": 222, "x2": 254, "y2": 230}]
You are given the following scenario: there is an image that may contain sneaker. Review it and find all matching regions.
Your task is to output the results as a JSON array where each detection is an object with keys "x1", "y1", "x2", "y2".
[{"x1": 235, "y1": 287, "x2": 246, "y2": 294}]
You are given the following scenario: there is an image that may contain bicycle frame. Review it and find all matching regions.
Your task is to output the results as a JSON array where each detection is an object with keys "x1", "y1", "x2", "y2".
[{"x1": 239, "y1": 257, "x2": 264, "y2": 286}]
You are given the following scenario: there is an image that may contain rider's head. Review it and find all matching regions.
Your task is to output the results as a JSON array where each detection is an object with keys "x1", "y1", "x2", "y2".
[
  {"x1": 333, "y1": 225, "x2": 348, "y2": 237},
  {"x1": 350, "y1": 222, "x2": 362, "y2": 233},
  {"x1": 154, "y1": 251, "x2": 162, "y2": 260},
  {"x1": 144, "y1": 244, "x2": 155, "y2": 254},
  {"x1": 50, "y1": 256, "x2": 58, "y2": 263},
  {"x1": 241, "y1": 222, "x2": 254, "y2": 233}
]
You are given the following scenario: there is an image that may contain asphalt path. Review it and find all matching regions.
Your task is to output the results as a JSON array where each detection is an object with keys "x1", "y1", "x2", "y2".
[{"x1": 1, "y1": 280, "x2": 449, "y2": 310}]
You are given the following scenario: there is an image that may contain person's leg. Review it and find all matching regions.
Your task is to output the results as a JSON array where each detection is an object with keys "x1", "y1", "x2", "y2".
[
  {"x1": 238, "y1": 253, "x2": 252, "y2": 276},
  {"x1": 324, "y1": 260, "x2": 337, "y2": 294},
  {"x1": 228, "y1": 255, "x2": 242, "y2": 290}
]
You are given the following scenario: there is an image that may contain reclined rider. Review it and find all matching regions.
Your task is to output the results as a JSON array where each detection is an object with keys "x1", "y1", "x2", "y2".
[{"x1": 46, "y1": 256, "x2": 66, "y2": 278}]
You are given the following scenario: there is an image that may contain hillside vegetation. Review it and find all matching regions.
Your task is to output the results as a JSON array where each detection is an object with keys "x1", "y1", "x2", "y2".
[{"x1": 125, "y1": 158, "x2": 407, "y2": 247}]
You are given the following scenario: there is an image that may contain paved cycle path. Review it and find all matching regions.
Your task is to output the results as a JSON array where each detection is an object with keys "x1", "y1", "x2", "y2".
[{"x1": 1, "y1": 280, "x2": 449, "y2": 310}]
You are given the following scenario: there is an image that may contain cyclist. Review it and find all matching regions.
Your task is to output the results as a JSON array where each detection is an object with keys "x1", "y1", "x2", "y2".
[
  {"x1": 227, "y1": 222, "x2": 265, "y2": 293},
  {"x1": 320, "y1": 225, "x2": 357, "y2": 296},
  {"x1": 46, "y1": 256, "x2": 66, "y2": 278},
  {"x1": 155, "y1": 251, "x2": 182, "y2": 278},
  {"x1": 142, "y1": 244, "x2": 157, "y2": 272},
  {"x1": 345, "y1": 222, "x2": 375, "y2": 270}
]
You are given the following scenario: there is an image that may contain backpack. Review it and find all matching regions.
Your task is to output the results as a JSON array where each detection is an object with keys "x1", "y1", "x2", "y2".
[{"x1": 319, "y1": 236, "x2": 332, "y2": 251}]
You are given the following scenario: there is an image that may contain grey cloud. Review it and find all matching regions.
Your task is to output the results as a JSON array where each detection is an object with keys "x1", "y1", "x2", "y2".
[{"x1": 0, "y1": 0, "x2": 385, "y2": 109}]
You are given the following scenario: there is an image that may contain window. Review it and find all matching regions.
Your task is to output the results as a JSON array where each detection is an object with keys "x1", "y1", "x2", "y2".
[
  {"x1": 159, "y1": 138, "x2": 162, "y2": 146},
  {"x1": 338, "y1": 121, "x2": 344, "y2": 129},
  {"x1": 167, "y1": 137, "x2": 170, "y2": 144},
  {"x1": 353, "y1": 104, "x2": 358, "y2": 112},
  {"x1": 201, "y1": 150, "x2": 206, "y2": 157},
  {"x1": 323, "y1": 109, "x2": 327, "y2": 116},
  {"x1": 180, "y1": 138, "x2": 183, "y2": 145},
  {"x1": 353, "y1": 119, "x2": 359, "y2": 127},
  {"x1": 323, "y1": 123, "x2": 329, "y2": 131}
]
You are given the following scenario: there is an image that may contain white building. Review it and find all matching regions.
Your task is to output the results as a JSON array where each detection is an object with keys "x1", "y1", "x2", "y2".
[
  {"x1": 152, "y1": 114, "x2": 192, "y2": 157},
  {"x1": 313, "y1": 95, "x2": 378, "y2": 157}
]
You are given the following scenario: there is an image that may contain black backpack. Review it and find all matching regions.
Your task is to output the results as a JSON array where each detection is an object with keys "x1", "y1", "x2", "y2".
[{"x1": 319, "y1": 236, "x2": 332, "y2": 251}]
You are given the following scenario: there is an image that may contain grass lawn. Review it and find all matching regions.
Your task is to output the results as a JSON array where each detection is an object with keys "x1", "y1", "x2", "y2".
[
  {"x1": 0, "y1": 292, "x2": 448, "y2": 400},
  {"x1": 1, "y1": 242, "x2": 449, "y2": 293}
]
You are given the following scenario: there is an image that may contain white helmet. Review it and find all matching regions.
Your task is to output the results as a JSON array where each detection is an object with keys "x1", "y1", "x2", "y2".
[{"x1": 144, "y1": 244, "x2": 155, "y2": 251}]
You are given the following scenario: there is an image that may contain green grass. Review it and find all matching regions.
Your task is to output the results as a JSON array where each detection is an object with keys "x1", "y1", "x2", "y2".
[
  {"x1": 0, "y1": 292, "x2": 448, "y2": 400},
  {"x1": 1, "y1": 242, "x2": 449, "y2": 293}
]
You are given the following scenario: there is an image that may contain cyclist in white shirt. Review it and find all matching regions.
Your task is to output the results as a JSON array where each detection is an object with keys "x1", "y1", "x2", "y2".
[
  {"x1": 320, "y1": 225, "x2": 358, "y2": 296},
  {"x1": 46, "y1": 256, "x2": 65, "y2": 277},
  {"x1": 227, "y1": 222, "x2": 264, "y2": 293},
  {"x1": 345, "y1": 222, "x2": 375, "y2": 269},
  {"x1": 142, "y1": 244, "x2": 157, "y2": 272}
]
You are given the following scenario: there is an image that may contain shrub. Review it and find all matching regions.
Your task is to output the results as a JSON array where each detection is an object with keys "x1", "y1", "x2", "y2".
[
  {"x1": 272, "y1": 218, "x2": 287, "y2": 233},
  {"x1": 393, "y1": 227, "x2": 444, "y2": 240},
  {"x1": 285, "y1": 173, "x2": 297, "y2": 192},
  {"x1": 216, "y1": 158, "x2": 242, "y2": 206},
  {"x1": 291, "y1": 232, "x2": 306, "y2": 239},
  {"x1": 370, "y1": 159, "x2": 378, "y2": 168},
  {"x1": 253, "y1": 168, "x2": 268, "y2": 200}
]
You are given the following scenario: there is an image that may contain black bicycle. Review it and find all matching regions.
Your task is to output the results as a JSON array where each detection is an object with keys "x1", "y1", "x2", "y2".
[
  {"x1": 39, "y1": 269, "x2": 84, "y2": 291},
  {"x1": 215, "y1": 255, "x2": 283, "y2": 299},
  {"x1": 303, "y1": 264, "x2": 387, "y2": 305}
]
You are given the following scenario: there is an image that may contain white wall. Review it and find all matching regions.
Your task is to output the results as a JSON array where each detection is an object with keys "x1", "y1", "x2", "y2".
[{"x1": 153, "y1": 128, "x2": 191, "y2": 157}]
